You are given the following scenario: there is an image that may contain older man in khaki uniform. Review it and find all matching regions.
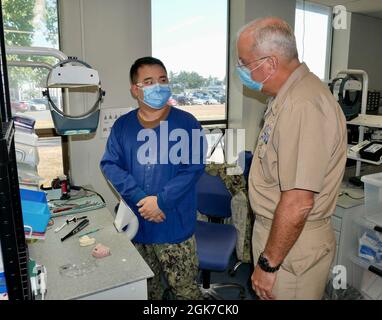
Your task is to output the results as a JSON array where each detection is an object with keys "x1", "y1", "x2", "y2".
[{"x1": 236, "y1": 17, "x2": 347, "y2": 300}]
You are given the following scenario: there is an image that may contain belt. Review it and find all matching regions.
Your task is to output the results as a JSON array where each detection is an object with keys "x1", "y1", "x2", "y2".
[{"x1": 255, "y1": 215, "x2": 331, "y2": 231}]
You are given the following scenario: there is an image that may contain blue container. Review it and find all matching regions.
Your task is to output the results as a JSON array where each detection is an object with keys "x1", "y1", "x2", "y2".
[
  {"x1": 20, "y1": 189, "x2": 50, "y2": 233},
  {"x1": 0, "y1": 272, "x2": 6, "y2": 294}
]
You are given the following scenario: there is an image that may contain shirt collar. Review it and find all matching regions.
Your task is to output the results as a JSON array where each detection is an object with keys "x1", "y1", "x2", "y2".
[
  {"x1": 270, "y1": 62, "x2": 310, "y2": 116},
  {"x1": 264, "y1": 97, "x2": 275, "y2": 117}
]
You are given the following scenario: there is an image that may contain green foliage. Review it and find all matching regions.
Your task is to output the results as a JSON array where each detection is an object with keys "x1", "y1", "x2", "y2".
[
  {"x1": 2, "y1": 0, "x2": 35, "y2": 46},
  {"x1": 169, "y1": 70, "x2": 224, "y2": 90},
  {"x1": 45, "y1": 0, "x2": 58, "y2": 47},
  {"x1": 2, "y1": 0, "x2": 59, "y2": 100}
]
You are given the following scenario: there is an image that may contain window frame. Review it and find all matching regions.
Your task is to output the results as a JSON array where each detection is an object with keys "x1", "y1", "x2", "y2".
[
  {"x1": 151, "y1": 0, "x2": 230, "y2": 129},
  {"x1": 3, "y1": 0, "x2": 69, "y2": 183},
  {"x1": 295, "y1": 0, "x2": 333, "y2": 82}
]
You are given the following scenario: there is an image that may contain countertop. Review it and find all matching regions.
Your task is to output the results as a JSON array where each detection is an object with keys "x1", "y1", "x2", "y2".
[{"x1": 28, "y1": 205, "x2": 154, "y2": 300}]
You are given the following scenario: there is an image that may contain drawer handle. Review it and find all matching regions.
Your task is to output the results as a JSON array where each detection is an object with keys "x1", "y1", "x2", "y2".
[{"x1": 368, "y1": 265, "x2": 382, "y2": 278}]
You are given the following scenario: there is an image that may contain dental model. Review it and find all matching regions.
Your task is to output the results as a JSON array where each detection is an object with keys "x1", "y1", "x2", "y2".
[
  {"x1": 79, "y1": 235, "x2": 96, "y2": 247},
  {"x1": 91, "y1": 243, "x2": 111, "y2": 258}
]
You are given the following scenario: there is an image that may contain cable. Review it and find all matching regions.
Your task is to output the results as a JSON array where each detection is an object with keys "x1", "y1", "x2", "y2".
[
  {"x1": 338, "y1": 192, "x2": 364, "y2": 200},
  {"x1": 46, "y1": 185, "x2": 105, "y2": 204},
  {"x1": 79, "y1": 186, "x2": 106, "y2": 204}
]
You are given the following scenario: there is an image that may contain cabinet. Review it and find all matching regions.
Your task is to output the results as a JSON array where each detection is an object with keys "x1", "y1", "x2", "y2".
[
  {"x1": 348, "y1": 216, "x2": 382, "y2": 299},
  {"x1": 332, "y1": 184, "x2": 382, "y2": 299},
  {"x1": 331, "y1": 195, "x2": 363, "y2": 274}
]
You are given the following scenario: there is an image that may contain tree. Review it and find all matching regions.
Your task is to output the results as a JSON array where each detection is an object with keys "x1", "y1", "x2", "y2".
[
  {"x1": 3, "y1": 0, "x2": 35, "y2": 97},
  {"x1": 173, "y1": 71, "x2": 206, "y2": 89},
  {"x1": 2, "y1": 0, "x2": 59, "y2": 100},
  {"x1": 2, "y1": 0, "x2": 35, "y2": 46},
  {"x1": 45, "y1": 0, "x2": 58, "y2": 47},
  {"x1": 168, "y1": 70, "x2": 177, "y2": 84}
]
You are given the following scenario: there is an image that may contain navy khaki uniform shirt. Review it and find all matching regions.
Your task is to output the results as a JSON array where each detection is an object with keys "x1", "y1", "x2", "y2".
[{"x1": 248, "y1": 63, "x2": 347, "y2": 221}]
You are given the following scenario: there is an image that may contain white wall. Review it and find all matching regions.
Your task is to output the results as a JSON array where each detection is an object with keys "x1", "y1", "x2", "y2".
[
  {"x1": 348, "y1": 13, "x2": 382, "y2": 90},
  {"x1": 330, "y1": 12, "x2": 352, "y2": 79},
  {"x1": 59, "y1": 0, "x2": 297, "y2": 210},
  {"x1": 59, "y1": 0, "x2": 151, "y2": 212},
  {"x1": 228, "y1": 0, "x2": 296, "y2": 151}
]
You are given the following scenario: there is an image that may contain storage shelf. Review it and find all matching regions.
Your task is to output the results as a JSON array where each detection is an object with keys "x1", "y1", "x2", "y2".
[
  {"x1": 349, "y1": 254, "x2": 382, "y2": 278},
  {"x1": 347, "y1": 114, "x2": 382, "y2": 128},
  {"x1": 347, "y1": 153, "x2": 382, "y2": 165},
  {"x1": 0, "y1": 121, "x2": 14, "y2": 165},
  {"x1": 353, "y1": 216, "x2": 382, "y2": 232}
]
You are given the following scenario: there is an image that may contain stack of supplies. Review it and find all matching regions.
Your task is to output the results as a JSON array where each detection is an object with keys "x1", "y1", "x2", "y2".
[
  {"x1": 14, "y1": 126, "x2": 39, "y2": 167},
  {"x1": 358, "y1": 231, "x2": 382, "y2": 264},
  {"x1": 13, "y1": 114, "x2": 36, "y2": 132},
  {"x1": 13, "y1": 114, "x2": 43, "y2": 190}
]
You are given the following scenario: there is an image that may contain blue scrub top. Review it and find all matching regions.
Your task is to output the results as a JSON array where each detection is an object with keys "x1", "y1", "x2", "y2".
[{"x1": 100, "y1": 107, "x2": 206, "y2": 244}]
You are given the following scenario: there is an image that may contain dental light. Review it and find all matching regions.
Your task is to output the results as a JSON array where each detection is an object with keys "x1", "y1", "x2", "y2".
[{"x1": 44, "y1": 58, "x2": 106, "y2": 135}]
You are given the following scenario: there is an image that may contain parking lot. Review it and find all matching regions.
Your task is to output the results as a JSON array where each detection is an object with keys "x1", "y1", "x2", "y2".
[
  {"x1": 176, "y1": 103, "x2": 226, "y2": 121},
  {"x1": 23, "y1": 104, "x2": 226, "y2": 129}
]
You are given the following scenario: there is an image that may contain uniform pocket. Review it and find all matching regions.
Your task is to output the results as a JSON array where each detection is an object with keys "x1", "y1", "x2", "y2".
[{"x1": 282, "y1": 223, "x2": 336, "y2": 276}]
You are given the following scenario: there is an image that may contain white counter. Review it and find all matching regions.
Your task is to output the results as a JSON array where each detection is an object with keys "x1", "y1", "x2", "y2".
[{"x1": 28, "y1": 206, "x2": 153, "y2": 300}]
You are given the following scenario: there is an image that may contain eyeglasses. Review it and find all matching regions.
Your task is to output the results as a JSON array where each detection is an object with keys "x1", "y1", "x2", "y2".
[
  {"x1": 135, "y1": 76, "x2": 169, "y2": 87},
  {"x1": 236, "y1": 56, "x2": 270, "y2": 70}
]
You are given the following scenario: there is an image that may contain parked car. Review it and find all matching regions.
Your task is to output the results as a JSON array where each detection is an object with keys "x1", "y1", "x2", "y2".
[
  {"x1": 194, "y1": 98, "x2": 209, "y2": 105},
  {"x1": 29, "y1": 98, "x2": 48, "y2": 111},
  {"x1": 11, "y1": 100, "x2": 29, "y2": 113},
  {"x1": 205, "y1": 97, "x2": 219, "y2": 105},
  {"x1": 173, "y1": 94, "x2": 191, "y2": 106}
]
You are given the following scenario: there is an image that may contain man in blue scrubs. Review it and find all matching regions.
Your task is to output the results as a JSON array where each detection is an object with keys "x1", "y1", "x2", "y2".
[{"x1": 100, "y1": 57, "x2": 206, "y2": 300}]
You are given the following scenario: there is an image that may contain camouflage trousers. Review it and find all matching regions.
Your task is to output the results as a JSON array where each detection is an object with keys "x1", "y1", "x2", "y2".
[{"x1": 134, "y1": 235, "x2": 203, "y2": 300}]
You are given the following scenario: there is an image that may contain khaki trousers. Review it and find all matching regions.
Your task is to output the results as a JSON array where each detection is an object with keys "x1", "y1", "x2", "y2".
[{"x1": 252, "y1": 215, "x2": 336, "y2": 300}]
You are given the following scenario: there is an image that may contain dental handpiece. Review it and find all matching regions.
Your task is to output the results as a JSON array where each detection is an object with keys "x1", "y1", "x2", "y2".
[{"x1": 61, "y1": 219, "x2": 89, "y2": 242}]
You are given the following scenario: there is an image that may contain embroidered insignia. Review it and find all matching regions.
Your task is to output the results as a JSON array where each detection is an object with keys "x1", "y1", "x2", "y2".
[{"x1": 260, "y1": 124, "x2": 272, "y2": 144}]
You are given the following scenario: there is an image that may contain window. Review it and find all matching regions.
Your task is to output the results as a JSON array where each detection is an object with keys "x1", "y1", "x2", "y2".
[
  {"x1": 151, "y1": 0, "x2": 229, "y2": 125},
  {"x1": 294, "y1": 0, "x2": 332, "y2": 81},
  {"x1": 2, "y1": 0, "x2": 64, "y2": 187}
]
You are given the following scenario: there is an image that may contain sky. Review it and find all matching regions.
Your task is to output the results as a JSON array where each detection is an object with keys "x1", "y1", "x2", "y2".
[
  {"x1": 151, "y1": 0, "x2": 228, "y2": 80},
  {"x1": 295, "y1": 4, "x2": 330, "y2": 80}
]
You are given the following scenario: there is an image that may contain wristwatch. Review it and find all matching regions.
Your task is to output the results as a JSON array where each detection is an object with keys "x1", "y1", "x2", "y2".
[{"x1": 257, "y1": 252, "x2": 281, "y2": 273}]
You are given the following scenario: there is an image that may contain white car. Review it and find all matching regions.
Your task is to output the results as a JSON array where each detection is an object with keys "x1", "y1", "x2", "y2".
[
  {"x1": 192, "y1": 98, "x2": 205, "y2": 105},
  {"x1": 29, "y1": 103, "x2": 46, "y2": 111},
  {"x1": 205, "y1": 98, "x2": 219, "y2": 105},
  {"x1": 29, "y1": 98, "x2": 48, "y2": 111}
]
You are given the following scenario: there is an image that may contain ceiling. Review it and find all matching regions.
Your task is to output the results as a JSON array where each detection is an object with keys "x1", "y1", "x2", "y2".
[{"x1": 308, "y1": 0, "x2": 382, "y2": 19}]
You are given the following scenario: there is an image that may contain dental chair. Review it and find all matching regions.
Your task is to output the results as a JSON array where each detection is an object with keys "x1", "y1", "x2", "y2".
[{"x1": 195, "y1": 172, "x2": 246, "y2": 300}]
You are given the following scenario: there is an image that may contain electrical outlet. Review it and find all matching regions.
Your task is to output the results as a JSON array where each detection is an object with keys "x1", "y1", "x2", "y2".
[{"x1": 100, "y1": 107, "x2": 134, "y2": 138}]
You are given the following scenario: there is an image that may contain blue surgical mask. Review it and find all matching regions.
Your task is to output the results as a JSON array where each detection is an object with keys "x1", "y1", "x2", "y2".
[
  {"x1": 139, "y1": 83, "x2": 172, "y2": 109},
  {"x1": 236, "y1": 58, "x2": 270, "y2": 91}
]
